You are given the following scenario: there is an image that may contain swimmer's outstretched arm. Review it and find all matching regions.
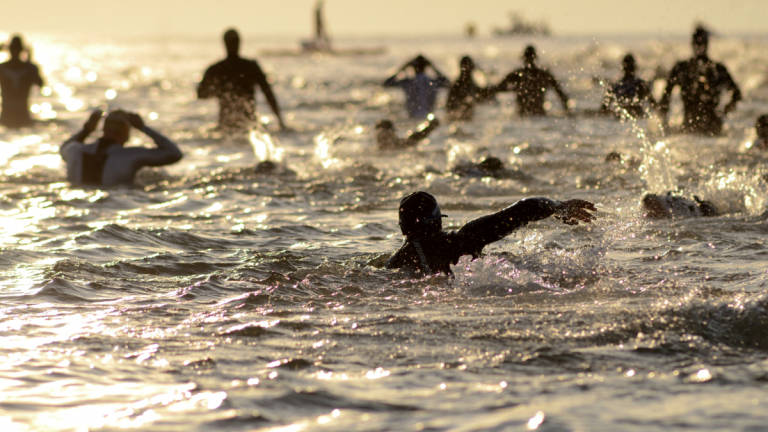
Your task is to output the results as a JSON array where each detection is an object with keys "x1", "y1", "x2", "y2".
[
  {"x1": 658, "y1": 63, "x2": 683, "y2": 123},
  {"x1": 196, "y1": 67, "x2": 215, "y2": 99},
  {"x1": 405, "y1": 117, "x2": 440, "y2": 146},
  {"x1": 457, "y1": 198, "x2": 596, "y2": 250},
  {"x1": 551, "y1": 75, "x2": 570, "y2": 112}
]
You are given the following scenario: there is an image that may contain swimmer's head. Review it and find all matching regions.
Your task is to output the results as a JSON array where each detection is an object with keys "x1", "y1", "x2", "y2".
[
  {"x1": 756, "y1": 114, "x2": 768, "y2": 139},
  {"x1": 459, "y1": 55, "x2": 475, "y2": 73},
  {"x1": 375, "y1": 119, "x2": 396, "y2": 147},
  {"x1": 9, "y1": 35, "x2": 23, "y2": 58},
  {"x1": 523, "y1": 45, "x2": 537, "y2": 64},
  {"x1": 478, "y1": 156, "x2": 504, "y2": 172},
  {"x1": 692, "y1": 26, "x2": 709, "y2": 55},
  {"x1": 398, "y1": 191, "x2": 443, "y2": 238},
  {"x1": 411, "y1": 55, "x2": 429, "y2": 74},
  {"x1": 622, "y1": 54, "x2": 636, "y2": 74},
  {"x1": 102, "y1": 110, "x2": 131, "y2": 144},
  {"x1": 223, "y1": 28, "x2": 240, "y2": 57}
]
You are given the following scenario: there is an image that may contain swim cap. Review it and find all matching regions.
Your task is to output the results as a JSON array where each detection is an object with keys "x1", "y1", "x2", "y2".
[
  {"x1": 398, "y1": 191, "x2": 443, "y2": 238},
  {"x1": 757, "y1": 114, "x2": 768, "y2": 129},
  {"x1": 375, "y1": 119, "x2": 394, "y2": 130}
]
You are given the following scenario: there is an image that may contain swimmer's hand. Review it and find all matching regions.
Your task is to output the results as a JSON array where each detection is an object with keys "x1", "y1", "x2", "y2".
[
  {"x1": 125, "y1": 112, "x2": 145, "y2": 130},
  {"x1": 554, "y1": 199, "x2": 597, "y2": 225},
  {"x1": 83, "y1": 109, "x2": 103, "y2": 133}
]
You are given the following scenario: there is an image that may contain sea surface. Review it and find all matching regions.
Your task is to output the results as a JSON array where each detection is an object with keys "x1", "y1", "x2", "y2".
[{"x1": 1, "y1": 32, "x2": 768, "y2": 431}]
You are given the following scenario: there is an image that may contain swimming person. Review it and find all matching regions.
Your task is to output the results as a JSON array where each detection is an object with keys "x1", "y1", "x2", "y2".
[
  {"x1": 387, "y1": 191, "x2": 596, "y2": 275},
  {"x1": 752, "y1": 114, "x2": 768, "y2": 150},
  {"x1": 375, "y1": 116, "x2": 440, "y2": 150},
  {"x1": 60, "y1": 109, "x2": 183, "y2": 187},
  {"x1": 383, "y1": 54, "x2": 449, "y2": 119},
  {"x1": 493, "y1": 45, "x2": 570, "y2": 117},
  {"x1": 0, "y1": 35, "x2": 44, "y2": 128},
  {"x1": 445, "y1": 55, "x2": 495, "y2": 121},
  {"x1": 658, "y1": 26, "x2": 741, "y2": 136},
  {"x1": 601, "y1": 54, "x2": 655, "y2": 118},
  {"x1": 642, "y1": 192, "x2": 718, "y2": 219},
  {"x1": 198, "y1": 28, "x2": 286, "y2": 131}
]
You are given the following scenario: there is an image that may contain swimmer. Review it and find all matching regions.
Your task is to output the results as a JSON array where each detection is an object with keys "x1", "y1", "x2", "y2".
[
  {"x1": 451, "y1": 156, "x2": 530, "y2": 180},
  {"x1": 0, "y1": 35, "x2": 44, "y2": 128},
  {"x1": 658, "y1": 26, "x2": 741, "y2": 136},
  {"x1": 383, "y1": 54, "x2": 449, "y2": 119},
  {"x1": 375, "y1": 116, "x2": 440, "y2": 150},
  {"x1": 445, "y1": 56, "x2": 495, "y2": 121},
  {"x1": 642, "y1": 192, "x2": 718, "y2": 219},
  {"x1": 493, "y1": 45, "x2": 570, "y2": 117},
  {"x1": 198, "y1": 28, "x2": 286, "y2": 131},
  {"x1": 60, "y1": 109, "x2": 182, "y2": 187},
  {"x1": 387, "y1": 191, "x2": 596, "y2": 275},
  {"x1": 753, "y1": 114, "x2": 768, "y2": 150},
  {"x1": 600, "y1": 54, "x2": 655, "y2": 118}
]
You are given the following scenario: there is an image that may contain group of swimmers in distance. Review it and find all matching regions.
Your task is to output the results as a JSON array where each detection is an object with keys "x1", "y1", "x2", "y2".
[{"x1": 0, "y1": 27, "x2": 765, "y2": 276}]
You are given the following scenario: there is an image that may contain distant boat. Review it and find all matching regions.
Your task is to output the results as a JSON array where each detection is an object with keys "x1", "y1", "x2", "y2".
[
  {"x1": 492, "y1": 12, "x2": 551, "y2": 37},
  {"x1": 261, "y1": 0, "x2": 386, "y2": 57}
]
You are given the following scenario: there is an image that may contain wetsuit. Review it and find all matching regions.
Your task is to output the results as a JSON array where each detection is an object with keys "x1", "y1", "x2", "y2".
[
  {"x1": 494, "y1": 65, "x2": 568, "y2": 116},
  {"x1": 445, "y1": 75, "x2": 493, "y2": 120},
  {"x1": 60, "y1": 127, "x2": 182, "y2": 187},
  {"x1": 198, "y1": 56, "x2": 282, "y2": 130},
  {"x1": 602, "y1": 76, "x2": 653, "y2": 118},
  {"x1": 387, "y1": 197, "x2": 560, "y2": 274},
  {"x1": 658, "y1": 55, "x2": 741, "y2": 136},
  {"x1": 384, "y1": 73, "x2": 449, "y2": 119},
  {"x1": 0, "y1": 59, "x2": 43, "y2": 128}
]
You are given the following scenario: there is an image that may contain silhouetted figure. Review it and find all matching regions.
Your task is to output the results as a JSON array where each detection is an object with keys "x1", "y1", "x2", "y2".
[
  {"x1": 383, "y1": 55, "x2": 449, "y2": 119},
  {"x1": 753, "y1": 114, "x2": 768, "y2": 150},
  {"x1": 198, "y1": 29, "x2": 286, "y2": 131},
  {"x1": 445, "y1": 56, "x2": 495, "y2": 121},
  {"x1": 658, "y1": 27, "x2": 741, "y2": 136},
  {"x1": 387, "y1": 191, "x2": 596, "y2": 275},
  {"x1": 0, "y1": 35, "x2": 44, "y2": 128},
  {"x1": 601, "y1": 54, "x2": 655, "y2": 118},
  {"x1": 642, "y1": 192, "x2": 718, "y2": 219},
  {"x1": 494, "y1": 45, "x2": 569, "y2": 117},
  {"x1": 375, "y1": 116, "x2": 440, "y2": 150},
  {"x1": 60, "y1": 110, "x2": 182, "y2": 187}
]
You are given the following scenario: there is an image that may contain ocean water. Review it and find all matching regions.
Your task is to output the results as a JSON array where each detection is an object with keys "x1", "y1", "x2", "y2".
[{"x1": 1, "y1": 32, "x2": 768, "y2": 431}]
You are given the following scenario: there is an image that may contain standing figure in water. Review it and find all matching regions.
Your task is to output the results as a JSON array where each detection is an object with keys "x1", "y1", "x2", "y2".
[
  {"x1": 387, "y1": 191, "x2": 596, "y2": 275},
  {"x1": 0, "y1": 35, "x2": 44, "y2": 128},
  {"x1": 658, "y1": 26, "x2": 741, "y2": 136},
  {"x1": 383, "y1": 54, "x2": 449, "y2": 119},
  {"x1": 493, "y1": 45, "x2": 570, "y2": 117},
  {"x1": 60, "y1": 110, "x2": 182, "y2": 187},
  {"x1": 752, "y1": 114, "x2": 768, "y2": 150},
  {"x1": 198, "y1": 28, "x2": 286, "y2": 131},
  {"x1": 601, "y1": 54, "x2": 655, "y2": 118},
  {"x1": 374, "y1": 116, "x2": 440, "y2": 150},
  {"x1": 445, "y1": 56, "x2": 495, "y2": 121}
]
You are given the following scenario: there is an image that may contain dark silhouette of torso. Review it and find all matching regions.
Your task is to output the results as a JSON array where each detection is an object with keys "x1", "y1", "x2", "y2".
[
  {"x1": 497, "y1": 65, "x2": 566, "y2": 116},
  {"x1": 0, "y1": 59, "x2": 43, "y2": 127},
  {"x1": 198, "y1": 56, "x2": 268, "y2": 129}
]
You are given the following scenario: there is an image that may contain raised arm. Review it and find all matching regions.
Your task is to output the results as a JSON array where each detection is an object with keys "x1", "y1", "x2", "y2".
[
  {"x1": 65, "y1": 109, "x2": 102, "y2": 146},
  {"x1": 457, "y1": 198, "x2": 595, "y2": 251},
  {"x1": 126, "y1": 113, "x2": 182, "y2": 166},
  {"x1": 254, "y1": 62, "x2": 286, "y2": 129}
]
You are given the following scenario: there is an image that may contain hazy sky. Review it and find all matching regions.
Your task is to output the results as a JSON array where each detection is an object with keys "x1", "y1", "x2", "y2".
[{"x1": 0, "y1": 0, "x2": 765, "y2": 37}]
